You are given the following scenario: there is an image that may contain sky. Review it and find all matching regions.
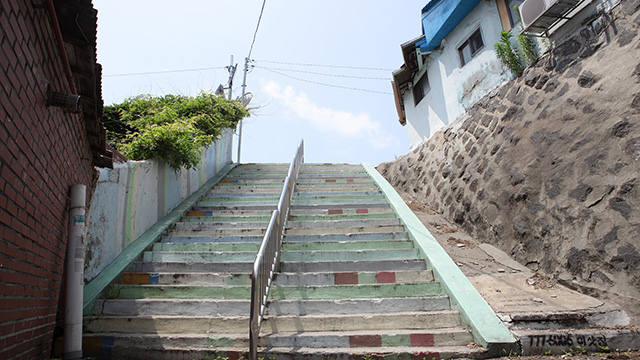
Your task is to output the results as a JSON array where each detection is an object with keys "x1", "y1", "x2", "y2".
[{"x1": 93, "y1": 1, "x2": 427, "y2": 165}]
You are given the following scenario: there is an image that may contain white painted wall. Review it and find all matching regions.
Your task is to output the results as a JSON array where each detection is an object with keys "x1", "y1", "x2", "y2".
[
  {"x1": 84, "y1": 128, "x2": 234, "y2": 282},
  {"x1": 404, "y1": 0, "x2": 513, "y2": 149}
]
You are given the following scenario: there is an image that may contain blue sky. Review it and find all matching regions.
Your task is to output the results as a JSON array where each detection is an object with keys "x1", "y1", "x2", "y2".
[{"x1": 93, "y1": 1, "x2": 427, "y2": 165}]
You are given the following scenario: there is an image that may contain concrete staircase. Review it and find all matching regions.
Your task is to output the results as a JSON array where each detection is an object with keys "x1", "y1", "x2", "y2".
[
  {"x1": 258, "y1": 164, "x2": 481, "y2": 359},
  {"x1": 84, "y1": 164, "x2": 289, "y2": 359},
  {"x1": 83, "y1": 163, "x2": 503, "y2": 359}
]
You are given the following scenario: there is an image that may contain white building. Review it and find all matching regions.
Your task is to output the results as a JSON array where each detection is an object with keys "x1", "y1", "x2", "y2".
[
  {"x1": 393, "y1": 0, "x2": 527, "y2": 149},
  {"x1": 392, "y1": 0, "x2": 607, "y2": 149}
]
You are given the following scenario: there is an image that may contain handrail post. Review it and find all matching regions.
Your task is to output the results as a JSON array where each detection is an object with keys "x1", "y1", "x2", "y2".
[{"x1": 249, "y1": 140, "x2": 304, "y2": 360}]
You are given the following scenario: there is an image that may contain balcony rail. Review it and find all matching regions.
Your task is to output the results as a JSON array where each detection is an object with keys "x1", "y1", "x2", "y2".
[{"x1": 249, "y1": 140, "x2": 304, "y2": 360}]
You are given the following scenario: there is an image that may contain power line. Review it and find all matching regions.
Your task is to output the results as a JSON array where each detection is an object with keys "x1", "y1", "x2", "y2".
[
  {"x1": 103, "y1": 67, "x2": 225, "y2": 77},
  {"x1": 255, "y1": 60, "x2": 395, "y2": 72},
  {"x1": 254, "y1": 65, "x2": 392, "y2": 80},
  {"x1": 257, "y1": 66, "x2": 392, "y2": 95},
  {"x1": 247, "y1": 0, "x2": 267, "y2": 60}
]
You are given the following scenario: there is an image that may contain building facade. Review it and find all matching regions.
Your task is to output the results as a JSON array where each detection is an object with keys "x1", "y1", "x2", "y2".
[
  {"x1": 393, "y1": 0, "x2": 527, "y2": 149},
  {"x1": 0, "y1": 1, "x2": 111, "y2": 358}
]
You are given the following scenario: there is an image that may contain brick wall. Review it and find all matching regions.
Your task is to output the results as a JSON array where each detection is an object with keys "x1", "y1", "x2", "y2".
[{"x1": 0, "y1": 1, "x2": 98, "y2": 359}]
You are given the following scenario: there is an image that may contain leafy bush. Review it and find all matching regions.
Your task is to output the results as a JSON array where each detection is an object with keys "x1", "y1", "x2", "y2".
[
  {"x1": 103, "y1": 92, "x2": 249, "y2": 171},
  {"x1": 495, "y1": 31, "x2": 525, "y2": 76}
]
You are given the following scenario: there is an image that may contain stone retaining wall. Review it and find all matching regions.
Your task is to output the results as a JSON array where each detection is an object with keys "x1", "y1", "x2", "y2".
[{"x1": 378, "y1": 0, "x2": 640, "y2": 310}]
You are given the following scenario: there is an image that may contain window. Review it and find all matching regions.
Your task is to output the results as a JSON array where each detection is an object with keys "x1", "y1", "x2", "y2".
[
  {"x1": 458, "y1": 29, "x2": 484, "y2": 66},
  {"x1": 412, "y1": 73, "x2": 430, "y2": 105}
]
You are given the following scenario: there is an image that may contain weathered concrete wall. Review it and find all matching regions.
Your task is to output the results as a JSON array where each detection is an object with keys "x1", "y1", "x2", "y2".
[
  {"x1": 379, "y1": 0, "x2": 640, "y2": 311},
  {"x1": 404, "y1": 0, "x2": 513, "y2": 149},
  {"x1": 84, "y1": 128, "x2": 234, "y2": 282}
]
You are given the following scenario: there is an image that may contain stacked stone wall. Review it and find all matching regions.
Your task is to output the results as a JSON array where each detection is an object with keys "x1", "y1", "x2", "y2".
[{"x1": 379, "y1": 0, "x2": 640, "y2": 310}]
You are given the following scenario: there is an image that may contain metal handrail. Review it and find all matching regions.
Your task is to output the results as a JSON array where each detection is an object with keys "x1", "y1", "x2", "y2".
[{"x1": 249, "y1": 140, "x2": 304, "y2": 360}]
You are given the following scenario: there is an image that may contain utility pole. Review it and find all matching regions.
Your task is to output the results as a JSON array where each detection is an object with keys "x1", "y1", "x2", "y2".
[
  {"x1": 225, "y1": 55, "x2": 237, "y2": 101},
  {"x1": 237, "y1": 57, "x2": 250, "y2": 164}
]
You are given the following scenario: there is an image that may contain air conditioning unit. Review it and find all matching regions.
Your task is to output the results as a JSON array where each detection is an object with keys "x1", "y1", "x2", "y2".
[
  {"x1": 520, "y1": 0, "x2": 582, "y2": 35},
  {"x1": 521, "y1": 0, "x2": 556, "y2": 30}
]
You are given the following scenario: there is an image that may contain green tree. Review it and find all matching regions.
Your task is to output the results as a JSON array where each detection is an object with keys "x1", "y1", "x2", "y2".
[{"x1": 103, "y1": 92, "x2": 249, "y2": 171}]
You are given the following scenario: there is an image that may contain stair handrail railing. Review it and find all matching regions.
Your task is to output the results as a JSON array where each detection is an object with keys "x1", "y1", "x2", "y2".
[{"x1": 249, "y1": 140, "x2": 304, "y2": 360}]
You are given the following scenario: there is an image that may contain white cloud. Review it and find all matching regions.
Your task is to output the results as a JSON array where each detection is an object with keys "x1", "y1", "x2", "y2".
[{"x1": 261, "y1": 80, "x2": 396, "y2": 149}]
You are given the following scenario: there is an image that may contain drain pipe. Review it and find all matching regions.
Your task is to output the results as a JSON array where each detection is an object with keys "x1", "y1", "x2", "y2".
[{"x1": 64, "y1": 184, "x2": 86, "y2": 360}]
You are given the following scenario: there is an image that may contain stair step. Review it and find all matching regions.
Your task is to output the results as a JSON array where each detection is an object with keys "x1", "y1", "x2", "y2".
[
  {"x1": 83, "y1": 328, "x2": 474, "y2": 353},
  {"x1": 95, "y1": 299, "x2": 250, "y2": 316},
  {"x1": 287, "y1": 218, "x2": 402, "y2": 228},
  {"x1": 167, "y1": 228, "x2": 266, "y2": 236},
  {"x1": 280, "y1": 248, "x2": 421, "y2": 262},
  {"x1": 285, "y1": 225, "x2": 406, "y2": 235},
  {"x1": 291, "y1": 207, "x2": 393, "y2": 215},
  {"x1": 262, "y1": 328, "x2": 473, "y2": 348},
  {"x1": 120, "y1": 272, "x2": 251, "y2": 285},
  {"x1": 84, "y1": 315, "x2": 249, "y2": 334},
  {"x1": 142, "y1": 250, "x2": 258, "y2": 263},
  {"x1": 153, "y1": 242, "x2": 260, "y2": 252},
  {"x1": 284, "y1": 232, "x2": 409, "y2": 242},
  {"x1": 292, "y1": 198, "x2": 388, "y2": 206},
  {"x1": 142, "y1": 248, "x2": 429, "y2": 264},
  {"x1": 291, "y1": 203, "x2": 390, "y2": 210},
  {"x1": 273, "y1": 269, "x2": 434, "y2": 285},
  {"x1": 184, "y1": 209, "x2": 273, "y2": 216},
  {"x1": 294, "y1": 191, "x2": 382, "y2": 197},
  {"x1": 160, "y1": 234, "x2": 263, "y2": 243},
  {"x1": 154, "y1": 239, "x2": 413, "y2": 252},
  {"x1": 265, "y1": 297, "x2": 451, "y2": 315},
  {"x1": 259, "y1": 346, "x2": 483, "y2": 360},
  {"x1": 282, "y1": 239, "x2": 415, "y2": 251},
  {"x1": 268, "y1": 283, "x2": 441, "y2": 300},
  {"x1": 95, "y1": 296, "x2": 449, "y2": 316},
  {"x1": 88, "y1": 345, "x2": 483, "y2": 360},
  {"x1": 280, "y1": 259, "x2": 426, "y2": 272},
  {"x1": 106, "y1": 282, "x2": 441, "y2": 300},
  {"x1": 106, "y1": 284, "x2": 252, "y2": 299},
  {"x1": 179, "y1": 215, "x2": 272, "y2": 222},
  {"x1": 172, "y1": 221, "x2": 270, "y2": 230},
  {"x1": 261, "y1": 311, "x2": 462, "y2": 333},
  {"x1": 129, "y1": 261, "x2": 254, "y2": 273},
  {"x1": 290, "y1": 213, "x2": 398, "y2": 221},
  {"x1": 85, "y1": 311, "x2": 462, "y2": 335}
]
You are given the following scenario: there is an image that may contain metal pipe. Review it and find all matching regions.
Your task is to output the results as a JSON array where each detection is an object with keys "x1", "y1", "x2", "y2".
[
  {"x1": 237, "y1": 57, "x2": 250, "y2": 164},
  {"x1": 64, "y1": 184, "x2": 86, "y2": 359}
]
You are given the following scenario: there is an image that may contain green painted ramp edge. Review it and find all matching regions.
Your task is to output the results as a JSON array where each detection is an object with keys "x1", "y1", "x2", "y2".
[
  {"x1": 82, "y1": 163, "x2": 236, "y2": 316},
  {"x1": 362, "y1": 162, "x2": 519, "y2": 356}
]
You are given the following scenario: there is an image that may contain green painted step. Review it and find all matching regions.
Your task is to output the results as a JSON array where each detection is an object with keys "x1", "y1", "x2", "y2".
[
  {"x1": 292, "y1": 198, "x2": 388, "y2": 206},
  {"x1": 268, "y1": 283, "x2": 442, "y2": 300},
  {"x1": 281, "y1": 240, "x2": 415, "y2": 251},
  {"x1": 152, "y1": 242, "x2": 260, "y2": 252},
  {"x1": 280, "y1": 249, "x2": 421, "y2": 262},
  {"x1": 106, "y1": 284, "x2": 252, "y2": 299},
  {"x1": 179, "y1": 215, "x2": 272, "y2": 222},
  {"x1": 142, "y1": 251, "x2": 258, "y2": 263},
  {"x1": 290, "y1": 213, "x2": 397, "y2": 221},
  {"x1": 106, "y1": 283, "x2": 441, "y2": 300}
]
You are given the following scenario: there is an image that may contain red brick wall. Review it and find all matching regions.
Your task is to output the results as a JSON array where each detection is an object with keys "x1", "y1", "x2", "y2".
[{"x1": 1, "y1": 1, "x2": 96, "y2": 359}]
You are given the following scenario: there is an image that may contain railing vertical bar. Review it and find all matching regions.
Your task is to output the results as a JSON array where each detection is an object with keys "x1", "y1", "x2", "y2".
[{"x1": 249, "y1": 140, "x2": 304, "y2": 360}]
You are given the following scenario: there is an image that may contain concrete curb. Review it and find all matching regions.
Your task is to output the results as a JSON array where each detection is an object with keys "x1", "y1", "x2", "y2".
[{"x1": 362, "y1": 162, "x2": 519, "y2": 356}]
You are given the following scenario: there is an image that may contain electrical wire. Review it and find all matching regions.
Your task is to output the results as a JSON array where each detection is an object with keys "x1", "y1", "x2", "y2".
[
  {"x1": 253, "y1": 65, "x2": 392, "y2": 80},
  {"x1": 255, "y1": 60, "x2": 395, "y2": 72},
  {"x1": 104, "y1": 67, "x2": 225, "y2": 77},
  {"x1": 258, "y1": 66, "x2": 392, "y2": 95},
  {"x1": 247, "y1": 0, "x2": 267, "y2": 60}
]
